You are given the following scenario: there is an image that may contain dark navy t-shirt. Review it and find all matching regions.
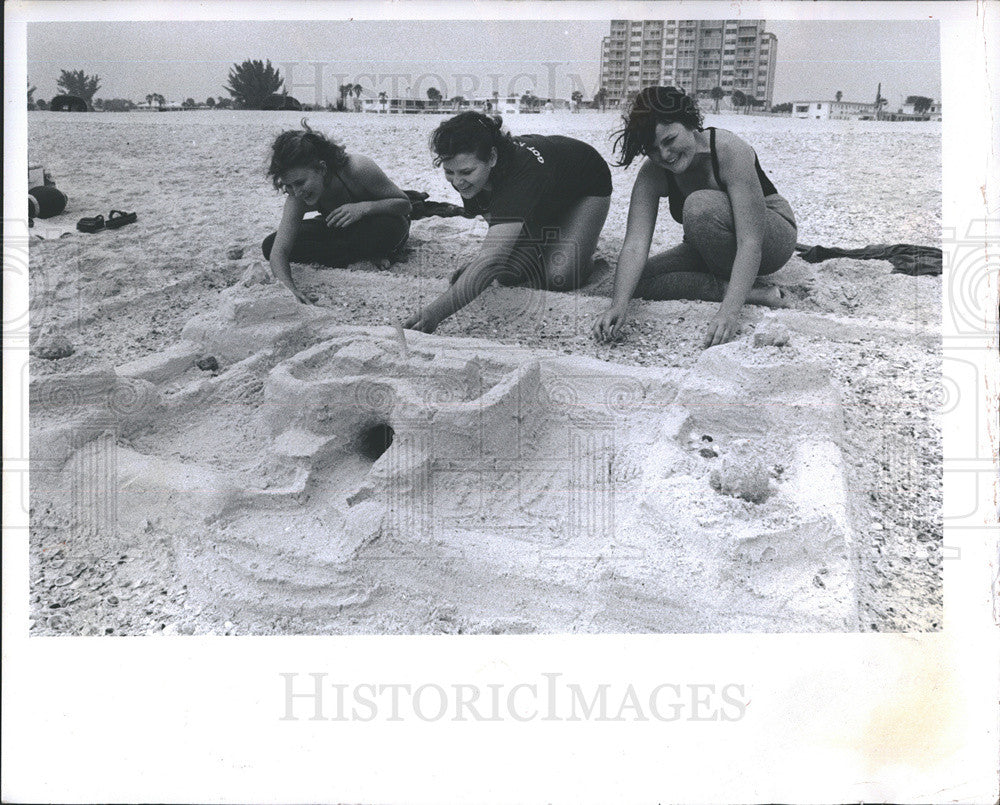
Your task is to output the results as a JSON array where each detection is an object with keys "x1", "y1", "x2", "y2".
[{"x1": 462, "y1": 134, "x2": 611, "y2": 232}]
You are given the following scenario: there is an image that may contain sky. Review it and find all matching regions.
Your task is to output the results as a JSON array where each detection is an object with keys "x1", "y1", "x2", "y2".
[{"x1": 25, "y1": 18, "x2": 940, "y2": 109}]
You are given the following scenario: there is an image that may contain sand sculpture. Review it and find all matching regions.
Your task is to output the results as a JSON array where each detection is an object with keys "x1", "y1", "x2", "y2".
[{"x1": 31, "y1": 278, "x2": 858, "y2": 633}]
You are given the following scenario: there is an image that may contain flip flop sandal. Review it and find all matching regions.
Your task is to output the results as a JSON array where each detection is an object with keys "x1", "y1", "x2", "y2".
[
  {"x1": 76, "y1": 215, "x2": 105, "y2": 233},
  {"x1": 106, "y1": 210, "x2": 138, "y2": 229}
]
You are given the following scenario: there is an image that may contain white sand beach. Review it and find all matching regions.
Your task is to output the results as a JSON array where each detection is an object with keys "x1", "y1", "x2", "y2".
[{"x1": 26, "y1": 110, "x2": 942, "y2": 634}]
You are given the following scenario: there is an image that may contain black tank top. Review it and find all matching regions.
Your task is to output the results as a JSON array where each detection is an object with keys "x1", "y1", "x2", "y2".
[
  {"x1": 665, "y1": 128, "x2": 777, "y2": 224},
  {"x1": 317, "y1": 168, "x2": 357, "y2": 215}
]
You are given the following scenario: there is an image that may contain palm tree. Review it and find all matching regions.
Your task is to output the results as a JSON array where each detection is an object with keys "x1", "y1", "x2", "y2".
[
  {"x1": 731, "y1": 90, "x2": 747, "y2": 114},
  {"x1": 835, "y1": 90, "x2": 843, "y2": 102},
  {"x1": 710, "y1": 85, "x2": 725, "y2": 113},
  {"x1": 449, "y1": 95, "x2": 464, "y2": 110},
  {"x1": 905, "y1": 95, "x2": 934, "y2": 114},
  {"x1": 426, "y1": 86, "x2": 443, "y2": 111},
  {"x1": 337, "y1": 84, "x2": 351, "y2": 111},
  {"x1": 56, "y1": 69, "x2": 101, "y2": 108},
  {"x1": 874, "y1": 83, "x2": 888, "y2": 120},
  {"x1": 153, "y1": 93, "x2": 165, "y2": 109},
  {"x1": 225, "y1": 59, "x2": 283, "y2": 110},
  {"x1": 595, "y1": 87, "x2": 608, "y2": 112},
  {"x1": 378, "y1": 91, "x2": 388, "y2": 112}
]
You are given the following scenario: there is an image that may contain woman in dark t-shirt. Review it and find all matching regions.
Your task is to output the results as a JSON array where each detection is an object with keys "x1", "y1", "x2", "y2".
[
  {"x1": 592, "y1": 87, "x2": 797, "y2": 349},
  {"x1": 402, "y1": 112, "x2": 612, "y2": 334}
]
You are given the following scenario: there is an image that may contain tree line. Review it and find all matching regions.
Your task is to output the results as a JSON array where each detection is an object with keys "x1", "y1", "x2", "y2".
[
  {"x1": 29, "y1": 61, "x2": 389, "y2": 112},
  {"x1": 28, "y1": 64, "x2": 938, "y2": 117},
  {"x1": 30, "y1": 61, "x2": 609, "y2": 113}
]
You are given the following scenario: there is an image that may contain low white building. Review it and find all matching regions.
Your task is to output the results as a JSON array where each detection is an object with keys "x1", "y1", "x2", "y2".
[
  {"x1": 791, "y1": 100, "x2": 879, "y2": 120},
  {"x1": 362, "y1": 95, "x2": 568, "y2": 114}
]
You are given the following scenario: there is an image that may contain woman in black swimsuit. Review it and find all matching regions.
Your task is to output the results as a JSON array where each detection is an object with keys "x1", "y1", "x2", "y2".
[
  {"x1": 263, "y1": 122, "x2": 411, "y2": 304},
  {"x1": 592, "y1": 86, "x2": 797, "y2": 348},
  {"x1": 402, "y1": 111, "x2": 611, "y2": 333}
]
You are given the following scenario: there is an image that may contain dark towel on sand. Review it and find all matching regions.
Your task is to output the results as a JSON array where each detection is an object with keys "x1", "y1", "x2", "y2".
[
  {"x1": 795, "y1": 243, "x2": 942, "y2": 276},
  {"x1": 405, "y1": 190, "x2": 478, "y2": 221}
]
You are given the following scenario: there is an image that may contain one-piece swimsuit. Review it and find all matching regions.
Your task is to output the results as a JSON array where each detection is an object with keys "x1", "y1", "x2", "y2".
[{"x1": 664, "y1": 127, "x2": 778, "y2": 224}]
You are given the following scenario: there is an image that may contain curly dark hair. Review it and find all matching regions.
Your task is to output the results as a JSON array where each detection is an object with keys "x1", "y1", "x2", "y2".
[
  {"x1": 611, "y1": 86, "x2": 704, "y2": 168},
  {"x1": 430, "y1": 111, "x2": 515, "y2": 167},
  {"x1": 267, "y1": 119, "x2": 348, "y2": 189}
]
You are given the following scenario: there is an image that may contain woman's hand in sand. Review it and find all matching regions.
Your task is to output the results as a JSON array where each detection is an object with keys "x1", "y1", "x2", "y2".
[
  {"x1": 401, "y1": 311, "x2": 439, "y2": 334},
  {"x1": 702, "y1": 309, "x2": 740, "y2": 348},
  {"x1": 326, "y1": 202, "x2": 371, "y2": 229},
  {"x1": 592, "y1": 303, "x2": 629, "y2": 343},
  {"x1": 288, "y1": 285, "x2": 319, "y2": 305}
]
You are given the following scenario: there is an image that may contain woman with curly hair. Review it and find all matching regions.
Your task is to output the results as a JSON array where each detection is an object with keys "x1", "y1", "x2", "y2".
[
  {"x1": 402, "y1": 111, "x2": 611, "y2": 333},
  {"x1": 263, "y1": 121, "x2": 411, "y2": 304},
  {"x1": 592, "y1": 86, "x2": 797, "y2": 348}
]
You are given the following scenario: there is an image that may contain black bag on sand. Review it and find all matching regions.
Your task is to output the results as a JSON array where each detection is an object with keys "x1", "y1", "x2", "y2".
[{"x1": 29, "y1": 185, "x2": 68, "y2": 220}]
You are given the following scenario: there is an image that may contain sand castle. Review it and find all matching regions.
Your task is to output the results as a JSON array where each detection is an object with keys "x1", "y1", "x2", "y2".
[{"x1": 31, "y1": 278, "x2": 859, "y2": 633}]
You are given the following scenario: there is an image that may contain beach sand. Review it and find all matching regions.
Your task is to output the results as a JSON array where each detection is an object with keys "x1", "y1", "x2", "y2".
[{"x1": 25, "y1": 110, "x2": 942, "y2": 634}]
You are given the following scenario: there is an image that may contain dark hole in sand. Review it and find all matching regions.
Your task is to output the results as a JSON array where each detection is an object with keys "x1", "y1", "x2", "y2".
[{"x1": 359, "y1": 423, "x2": 394, "y2": 461}]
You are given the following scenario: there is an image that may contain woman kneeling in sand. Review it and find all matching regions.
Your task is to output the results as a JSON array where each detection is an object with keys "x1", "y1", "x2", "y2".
[
  {"x1": 402, "y1": 111, "x2": 611, "y2": 333},
  {"x1": 263, "y1": 122, "x2": 412, "y2": 304},
  {"x1": 592, "y1": 86, "x2": 796, "y2": 349}
]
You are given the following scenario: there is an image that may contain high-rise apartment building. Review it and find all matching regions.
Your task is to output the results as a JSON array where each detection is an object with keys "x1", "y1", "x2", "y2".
[{"x1": 599, "y1": 20, "x2": 777, "y2": 109}]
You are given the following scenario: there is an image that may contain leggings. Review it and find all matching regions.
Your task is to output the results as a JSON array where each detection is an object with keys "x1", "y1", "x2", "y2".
[
  {"x1": 636, "y1": 190, "x2": 797, "y2": 302},
  {"x1": 261, "y1": 214, "x2": 410, "y2": 268}
]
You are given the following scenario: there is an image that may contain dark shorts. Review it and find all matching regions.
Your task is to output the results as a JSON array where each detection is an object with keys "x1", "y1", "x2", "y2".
[
  {"x1": 528, "y1": 141, "x2": 612, "y2": 230},
  {"x1": 562, "y1": 140, "x2": 613, "y2": 199},
  {"x1": 262, "y1": 214, "x2": 409, "y2": 267}
]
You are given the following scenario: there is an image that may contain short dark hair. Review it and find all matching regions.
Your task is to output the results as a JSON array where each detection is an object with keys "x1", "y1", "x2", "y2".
[
  {"x1": 267, "y1": 119, "x2": 348, "y2": 189},
  {"x1": 612, "y1": 86, "x2": 704, "y2": 167},
  {"x1": 430, "y1": 111, "x2": 514, "y2": 167}
]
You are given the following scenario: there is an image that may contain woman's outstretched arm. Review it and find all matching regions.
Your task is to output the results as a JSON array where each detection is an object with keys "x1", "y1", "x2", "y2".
[
  {"x1": 269, "y1": 195, "x2": 315, "y2": 304},
  {"x1": 402, "y1": 221, "x2": 524, "y2": 333},
  {"x1": 593, "y1": 161, "x2": 662, "y2": 341},
  {"x1": 703, "y1": 133, "x2": 767, "y2": 348}
]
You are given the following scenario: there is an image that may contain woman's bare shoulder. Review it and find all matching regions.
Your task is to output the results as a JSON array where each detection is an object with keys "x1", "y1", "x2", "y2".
[
  {"x1": 711, "y1": 128, "x2": 756, "y2": 162},
  {"x1": 343, "y1": 152, "x2": 382, "y2": 178},
  {"x1": 635, "y1": 158, "x2": 670, "y2": 195},
  {"x1": 280, "y1": 191, "x2": 310, "y2": 221}
]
